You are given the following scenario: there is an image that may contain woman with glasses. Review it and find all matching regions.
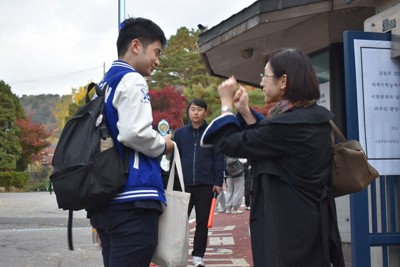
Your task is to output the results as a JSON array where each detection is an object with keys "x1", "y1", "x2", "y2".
[{"x1": 200, "y1": 48, "x2": 344, "y2": 267}]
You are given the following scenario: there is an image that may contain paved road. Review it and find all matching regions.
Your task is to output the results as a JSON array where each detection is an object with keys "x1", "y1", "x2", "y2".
[
  {"x1": 0, "y1": 192, "x2": 103, "y2": 267},
  {"x1": 0, "y1": 192, "x2": 254, "y2": 267},
  {"x1": 0, "y1": 192, "x2": 351, "y2": 267}
]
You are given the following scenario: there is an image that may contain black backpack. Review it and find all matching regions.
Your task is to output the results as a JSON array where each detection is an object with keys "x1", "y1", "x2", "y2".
[{"x1": 50, "y1": 82, "x2": 129, "y2": 250}]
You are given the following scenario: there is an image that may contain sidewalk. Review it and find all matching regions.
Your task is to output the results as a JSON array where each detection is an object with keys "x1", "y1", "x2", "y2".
[
  {"x1": 150, "y1": 206, "x2": 252, "y2": 267},
  {"x1": 188, "y1": 208, "x2": 253, "y2": 267},
  {"x1": 185, "y1": 206, "x2": 352, "y2": 267}
]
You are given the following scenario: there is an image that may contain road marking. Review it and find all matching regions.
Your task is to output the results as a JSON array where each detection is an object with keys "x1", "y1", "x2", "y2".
[
  {"x1": 209, "y1": 236, "x2": 235, "y2": 245},
  {"x1": 0, "y1": 227, "x2": 91, "y2": 233},
  {"x1": 201, "y1": 258, "x2": 250, "y2": 267},
  {"x1": 188, "y1": 224, "x2": 251, "y2": 266}
]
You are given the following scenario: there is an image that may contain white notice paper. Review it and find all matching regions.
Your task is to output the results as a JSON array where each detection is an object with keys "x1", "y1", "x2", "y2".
[{"x1": 354, "y1": 39, "x2": 400, "y2": 175}]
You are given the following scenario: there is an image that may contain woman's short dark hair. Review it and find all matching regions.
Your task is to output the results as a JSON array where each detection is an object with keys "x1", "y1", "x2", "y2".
[
  {"x1": 117, "y1": 17, "x2": 167, "y2": 58},
  {"x1": 267, "y1": 48, "x2": 320, "y2": 103}
]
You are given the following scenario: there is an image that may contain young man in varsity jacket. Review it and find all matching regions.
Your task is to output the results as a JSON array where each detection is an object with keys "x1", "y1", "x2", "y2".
[{"x1": 88, "y1": 17, "x2": 174, "y2": 267}]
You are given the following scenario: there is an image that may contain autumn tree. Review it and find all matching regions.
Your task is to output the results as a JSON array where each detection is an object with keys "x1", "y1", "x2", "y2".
[
  {"x1": 150, "y1": 85, "x2": 186, "y2": 131},
  {"x1": 52, "y1": 94, "x2": 72, "y2": 139},
  {"x1": 66, "y1": 84, "x2": 92, "y2": 122},
  {"x1": 15, "y1": 118, "x2": 51, "y2": 171},
  {"x1": 19, "y1": 94, "x2": 60, "y2": 132},
  {"x1": 51, "y1": 83, "x2": 94, "y2": 140}
]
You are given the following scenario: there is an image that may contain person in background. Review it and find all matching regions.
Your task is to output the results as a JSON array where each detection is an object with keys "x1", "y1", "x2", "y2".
[
  {"x1": 224, "y1": 156, "x2": 245, "y2": 214},
  {"x1": 243, "y1": 159, "x2": 252, "y2": 210},
  {"x1": 215, "y1": 178, "x2": 227, "y2": 213},
  {"x1": 88, "y1": 17, "x2": 174, "y2": 267},
  {"x1": 174, "y1": 99, "x2": 224, "y2": 267},
  {"x1": 201, "y1": 48, "x2": 344, "y2": 266}
]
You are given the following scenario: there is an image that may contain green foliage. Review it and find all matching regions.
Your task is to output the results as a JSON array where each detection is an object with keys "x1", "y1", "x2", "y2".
[
  {"x1": 183, "y1": 83, "x2": 221, "y2": 122},
  {"x1": 29, "y1": 163, "x2": 50, "y2": 181},
  {"x1": 0, "y1": 171, "x2": 29, "y2": 189},
  {"x1": 0, "y1": 81, "x2": 55, "y2": 172},
  {"x1": 149, "y1": 27, "x2": 222, "y2": 90},
  {"x1": 147, "y1": 27, "x2": 226, "y2": 125},
  {"x1": 25, "y1": 178, "x2": 50, "y2": 192},
  {"x1": 0, "y1": 80, "x2": 23, "y2": 171},
  {"x1": 25, "y1": 164, "x2": 51, "y2": 192},
  {"x1": 248, "y1": 89, "x2": 265, "y2": 107},
  {"x1": 0, "y1": 127, "x2": 21, "y2": 171}
]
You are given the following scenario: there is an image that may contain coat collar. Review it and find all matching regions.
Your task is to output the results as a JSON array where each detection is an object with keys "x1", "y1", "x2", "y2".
[{"x1": 264, "y1": 104, "x2": 334, "y2": 125}]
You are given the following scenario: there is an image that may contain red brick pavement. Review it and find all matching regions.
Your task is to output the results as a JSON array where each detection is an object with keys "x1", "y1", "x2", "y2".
[
  {"x1": 151, "y1": 207, "x2": 253, "y2": 267},
  {"x1": 151, "y1": 206, "x2": 352, "y2": 267},
  {"x1": 188, "y1": 208, "x2": 253, "y2": 267}
]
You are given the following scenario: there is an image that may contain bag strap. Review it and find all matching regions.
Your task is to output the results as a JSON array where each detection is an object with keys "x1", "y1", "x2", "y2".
[
  {"x1": 329, "y1": 120, "x2": 347, "y2": 143},
  {"x1": 67, "y1": 153, "x2": 128, "y2": 252},
  {"x1": 86, "y1": 82, "x2": 106, "y2": 103},
  {"x1": 168, "y1": 142, "x2": 185, "y2": 192},
  {"x1": 68, "y1": 210, "x2": 74, "y2": 250}
]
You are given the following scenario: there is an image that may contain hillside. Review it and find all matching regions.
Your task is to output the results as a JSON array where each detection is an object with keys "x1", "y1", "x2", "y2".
[{"x1": 19, "y1": 94, "x2": 67, "y2": 134}]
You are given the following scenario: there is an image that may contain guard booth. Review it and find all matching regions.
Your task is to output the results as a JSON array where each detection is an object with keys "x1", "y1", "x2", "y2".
[{"x1": 344, "y1": 30, "x2": 400, "y2": 267}]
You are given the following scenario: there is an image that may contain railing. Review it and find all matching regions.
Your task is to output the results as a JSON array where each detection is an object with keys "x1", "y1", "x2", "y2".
[{"x1": 352, "y1": 175, "x2": 400, "y2": 267}]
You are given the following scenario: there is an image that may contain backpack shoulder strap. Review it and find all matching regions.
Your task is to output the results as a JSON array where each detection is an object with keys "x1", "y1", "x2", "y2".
[{"x1": 68, "y1": 209, "x2": 74, "y2": 250}]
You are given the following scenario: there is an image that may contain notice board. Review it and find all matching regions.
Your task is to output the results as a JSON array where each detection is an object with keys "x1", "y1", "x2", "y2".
[{"x1": 344, "y1": 31, "x2": 400, "y2": 175}]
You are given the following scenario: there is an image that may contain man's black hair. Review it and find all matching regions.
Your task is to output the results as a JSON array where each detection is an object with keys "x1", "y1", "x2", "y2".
[
  {"x1": 117, "y1": 17, "x2": 167, "y2": 58},
  {"x1": 188, "y1": 99, "x2": 207, "y2": 109}
]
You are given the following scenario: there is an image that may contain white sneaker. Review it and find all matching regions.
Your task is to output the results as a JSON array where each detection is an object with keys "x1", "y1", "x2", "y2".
[
  {"x1": 225, "y1": 209, "x2": 231, "y2": 214},
  {"x1": 192, "y1": 256, "x2": 205, "y2": 267},
  {"x1": 231, "y1": 209, "x2": 243, "y2": 214}
]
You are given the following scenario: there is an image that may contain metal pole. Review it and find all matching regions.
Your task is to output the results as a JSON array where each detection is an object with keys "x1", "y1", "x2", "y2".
[{"x1": 118, "y1": 0, "x2": 126, "y2": 29}]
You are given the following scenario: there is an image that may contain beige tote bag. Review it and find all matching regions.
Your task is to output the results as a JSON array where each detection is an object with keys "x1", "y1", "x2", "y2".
[{"x1": 152, "y1": 142, "x2": 191, "y2": 267}]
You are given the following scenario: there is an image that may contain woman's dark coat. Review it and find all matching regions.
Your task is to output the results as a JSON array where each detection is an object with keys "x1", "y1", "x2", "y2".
[{"x1": 201, "y1": 104, "x2": 345, "y2": 267}]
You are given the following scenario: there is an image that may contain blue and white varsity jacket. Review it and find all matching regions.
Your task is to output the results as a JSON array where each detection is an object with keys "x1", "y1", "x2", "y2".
[{"x1": 100, "y1": 60, "x2": 166, "y2": 204}]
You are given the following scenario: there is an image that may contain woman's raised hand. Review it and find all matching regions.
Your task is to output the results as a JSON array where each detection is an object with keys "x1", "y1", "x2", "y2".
[
  {"x1": 234, "y1": 86, "x2": 249, "y2": 114},
  {"x1": 218, "y1": 76, "x2": 237, "y2": 107}
]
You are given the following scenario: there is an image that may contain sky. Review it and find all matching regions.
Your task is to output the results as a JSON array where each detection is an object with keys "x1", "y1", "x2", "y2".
[{"x1": 0, "y1": 0, "x2": 257, "y2": 97}]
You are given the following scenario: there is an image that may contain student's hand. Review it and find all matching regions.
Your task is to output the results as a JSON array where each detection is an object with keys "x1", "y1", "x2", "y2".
[
  {"x1": 213, "y1": 185, "x2": 222, "y2": 194},
  {"x1": 164, "y1": 134, "x2": 174, "y2": 155}
]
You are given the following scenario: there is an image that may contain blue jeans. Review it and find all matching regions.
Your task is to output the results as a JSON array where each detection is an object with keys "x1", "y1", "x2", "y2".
[{"x1": 89, "y1": 202, "x2": 159, "y2": 267}]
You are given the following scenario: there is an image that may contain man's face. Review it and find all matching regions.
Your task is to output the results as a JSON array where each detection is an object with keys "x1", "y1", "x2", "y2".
[
  {"x1": 188, "y1": 104, "x2": 206, "y2": 124},
  {"x1": 134, "y1": 40, "x2": 162, "y2": 77}
]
